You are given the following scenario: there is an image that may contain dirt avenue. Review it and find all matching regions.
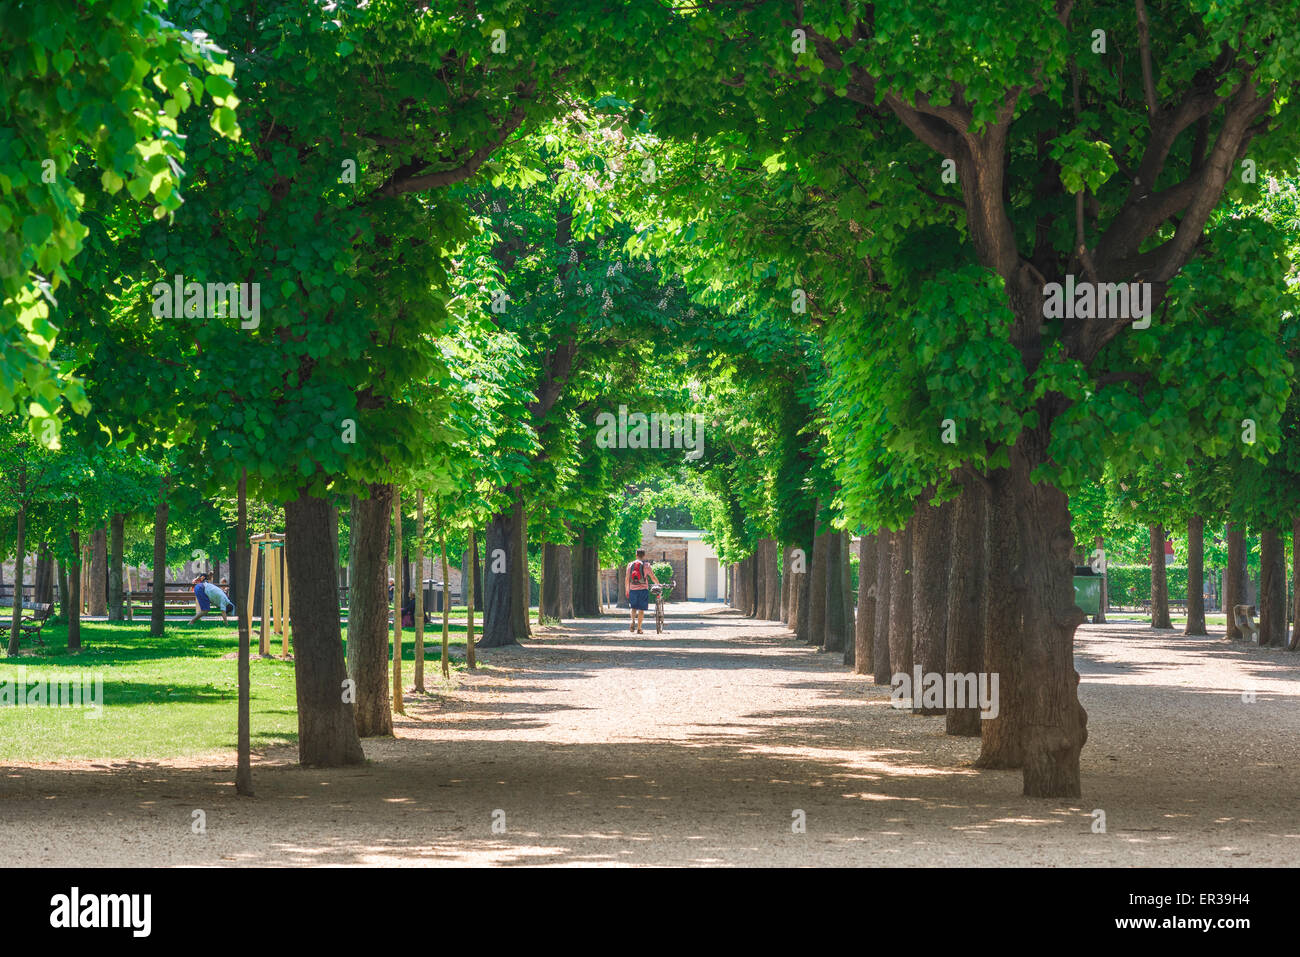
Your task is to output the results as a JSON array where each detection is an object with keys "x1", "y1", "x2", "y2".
[{"x1": 3, "y1": 605, "x2": 1297, "y2": 867}]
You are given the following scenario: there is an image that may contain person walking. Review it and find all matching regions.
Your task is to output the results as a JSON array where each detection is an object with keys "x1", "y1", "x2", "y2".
[
  {"x1": 624, "y1": 549, "x2": 660, "y2": 635},
  {"x1": 188, "y1": 573, "x2": 211, "y2": 625}
]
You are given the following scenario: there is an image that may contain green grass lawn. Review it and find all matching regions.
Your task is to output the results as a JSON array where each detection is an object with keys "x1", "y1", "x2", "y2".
[
  {"x1": 0, "y1": 619, "x2": 473, "y2": 763},
  {"x1": 1102, "y1": 612, "x2": 1229, "y2": 627}
]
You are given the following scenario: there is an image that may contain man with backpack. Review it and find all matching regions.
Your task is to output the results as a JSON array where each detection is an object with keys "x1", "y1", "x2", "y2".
[{"x1": 624, "y1": 549, "x2": 661, "y2": 634}]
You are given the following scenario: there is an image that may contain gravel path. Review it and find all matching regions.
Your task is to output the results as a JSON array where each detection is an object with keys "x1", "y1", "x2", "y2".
[{"x1": 4, "y1": 604, "x2": 1299, "y2": 866}]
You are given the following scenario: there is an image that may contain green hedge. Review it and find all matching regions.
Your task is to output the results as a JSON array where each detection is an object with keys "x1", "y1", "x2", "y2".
[{"x1": 1104, "y1": 564, "x2": 1190, "y2": 607}]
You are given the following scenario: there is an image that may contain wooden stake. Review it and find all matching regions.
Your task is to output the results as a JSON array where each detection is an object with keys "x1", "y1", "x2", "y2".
[
  {"x1": 281, "y1": 546, "x2": 290, "y2": 657},
  {"x1": 259, "y1": 545, "x2": 270, "y2": 656},
  {"x1": 246, "y1": 542, "x2": 260, "y2": 638}
]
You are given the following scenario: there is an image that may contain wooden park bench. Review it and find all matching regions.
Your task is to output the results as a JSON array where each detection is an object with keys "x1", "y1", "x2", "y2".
[
  {"x1": 125, "y1": 586, "x2": 204, "y2": 619},
  {"x1": 1233, "y1": 604, "x2": 1260, "y2": 643},
  {"x1": 0, "y1": 601, "x2": 54, "y2": 647}
]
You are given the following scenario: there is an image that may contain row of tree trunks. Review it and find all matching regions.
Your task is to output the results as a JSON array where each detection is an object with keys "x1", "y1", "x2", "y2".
[
  {"x1": 1184, "y1": 516, "x2": 1207, "y2": 636},
  {"x1": 1148, "y1": 523, "x2": 1173, "y2": 629}
]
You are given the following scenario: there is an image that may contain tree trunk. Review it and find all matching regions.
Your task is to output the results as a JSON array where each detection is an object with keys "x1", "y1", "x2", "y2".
[
  {"x1": 541, "y1": 543, "x2": 576, "y2": 621},
  {"x1": 794, "y1": 556, "x2": 811, "y2": 643},
  {"x1": 978, "y1": 474, "x2": 1024, "y2": 770},
  {"x1": 779, "y1": 545, "x2": 791, "y2": 623},
  {"x1": 6, "y1": 492, "x2": 26, "y2": 656},
  {"x1": 839, "y1": 532, "x2": 855, "y2": 666},
  {"x1": 753, "y1": 547, "x2": 767, "y2": 621},
  {"x1": 481, "y1": 507, "x2": 517, "y2": 647},
  {"x1": 440, "y1": 518, "x2": 452, "y2": 679},
  {"x1": 151, "y1": 479, "x2": 169, "y2": 636},
  {"x1": 511, "y1": 496, "x2": 531, "y2": 640},
  {"x1": 823, "y1": 530, "x2": 846, "y2": 654},
  {"x1": 56, "y1": 558, "x2": 69, "y2": 621},
  {"x1": 887, "y1": 515, "x2": 913, "y2": 681},
  {"x1": 912, "y1": 496, "x2": 954, "y2": 714},
  {"x1": 414, "y1": 491, "x2": 426, "y2": 693},
  {"x1": 88, "y1": 526, "x2": 107, "y2": 616},
  {"x1": 1259, "y1": 527, "x2": 1286, "y2": 647},
  {"x1": 284, "y1": 490, "x2": 365, "y2": 767},
  {"x1": 1184, "y1": 515, "x2": 1207, "y2": 636},
  {"x1": 763, "y1": 538, "x2": 780, "y2": 620},
  {"x1": 1149, "y1": 524, "x2": 1172, "y2": 629},
  {"x1": 34, "y1": 548, "x2": 54, "y2": 606},
  {"x1": 808, "y1": 517, "x2": 829, "y2": 647},
  {"x1": 350, "y1": 483, "x2": 394, "y2": 737},
  {"x1": 982, "y1": 443, "x2": 1087, "y2": 798},
  {"x1": 391, "y1": 487, "x2": 405, "y2": 714},
  {"x1": 67, "y1": 528, "x2": 82, "y2": 650},
  {"x1": 345, "y1": 494, "x2": 359, "y2": 675},
  {"x1": 1225, "y1": 523, "x2": 1246, "y2": 639},
  {"x1": 1093, "y1": 535, "x2": 1107, "y2": 623},
  {"x1": 571, "y1": 528, "x2": 600, "y2": 617},
  {"x1": 1290, "y1": 517, "x2": 1300, "y2": 652},
  {"x1": 946, "y1": 481, "x2": 988, "y2": 737},
  {"x1": 107, "y1": 512, "x2": 125, "y2": 621},
  {"x1": 465, "y1": 527, "x2": 477, "y2": 669},
  {"x1": 235, "y1": 470, "x2": 253, "y2": 795},
  {"x1": 854, "y1": 533, "x2": 877, "y2": 674},
  {"x1": 873, "y1": 530, "x2": 893, "y2": 684}
]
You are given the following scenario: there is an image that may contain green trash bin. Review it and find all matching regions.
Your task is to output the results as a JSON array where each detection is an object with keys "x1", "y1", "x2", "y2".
[{"x1": 1073, "y1": 570, "x2": 1101, "y2": 617}]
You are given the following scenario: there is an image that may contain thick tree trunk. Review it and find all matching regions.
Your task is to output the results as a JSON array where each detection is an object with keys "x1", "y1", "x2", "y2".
[
  {"x1": 235, "y1": 470, "x2": 253, "y2": 795},
  {"x1": 67, "y1": 529, "x2": 81, "y2": 650},
  {"x1": 107, "y1": 512, "x2": 125, "y2": 621},
  {"x1": 1259, "y1": 527, "x2": 1286, "y2": 647},
  {"x1": 482, "y1": 511, "x2": 514, "y2": 646},
  {"x1": 284, "y1": 490, "x2": 365, "y2": 767},
  {"x1": 1184, "y1": 515, "x2": 1207, "y2": 636},
  {"x1": 345, "y1": 494, "x2": 358, "y2": 673},
  {"x1": 151, "y1": 480, "x2": 169, "y2": 637},
  {"x1": 541, "y1": 543, "x2": 575, "y2": 620},
  {"x1": 1149, "y1": 524, "x2": 1172, "y2": 629},
  {"x1": 887, "y1": 515, "x2": 913, "y2": 681},
  {"x1": 1225, "y1": 524, "x2": 1246, "y2": 639},
  {"x1": 986, "y1": 441, "x2": 1087, "y2": 798},
  {"x1": 754, "y1": 547, "x2": 768, "y2": 621},
  {"x1": 571, "y1": 529, "x2": 600, "y2": 617},
  {"x1": 823, "y1": 530, "x2": 847, "y2": 654},
  {"x1": 88, "y1": 527, "x2": 107, "y2": 616},
  {"x1": 872, "y1": 530, "x2": 892, "y2": 684},
  {"x1": 349, "y1": 484, "x2": 394, "y2": 737},
  {"x1": 978, "y1": 475, "x2": 1024, "y2": 770},
  {"x1": 912, "y1": 497, "x2": 954, "y2": 714},
  {"x1": 808, "y1": 520, "x2": 830, "y2": 647},
  {"x1": 854, "y1": 533, "x2": 877, "y2": 674},
  {"x1": 946, "y1": 481, "x2": 988, "y2": 737}
]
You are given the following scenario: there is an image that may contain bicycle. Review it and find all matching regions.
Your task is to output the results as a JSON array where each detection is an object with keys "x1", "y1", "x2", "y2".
[{"x1": 650, "y1": 581, "x2": 675, "y2": 634}]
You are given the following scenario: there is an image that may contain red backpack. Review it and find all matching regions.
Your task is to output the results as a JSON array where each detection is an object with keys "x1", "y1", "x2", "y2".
[{"x1": 630, "y1": 560, "x2": 646, "y2": 585}]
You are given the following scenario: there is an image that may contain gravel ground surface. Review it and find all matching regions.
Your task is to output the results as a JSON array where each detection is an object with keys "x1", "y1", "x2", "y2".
[{"x1": 4, "y1": 604, "x2": 1298, "y2": 866}]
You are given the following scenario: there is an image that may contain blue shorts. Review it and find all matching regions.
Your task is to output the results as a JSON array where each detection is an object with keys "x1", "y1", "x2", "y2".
[
  {"x1": 629, "y1": 589, "x2": 649, "y2": 611},
  {"x1": 195, "y1": 585, "x2": 210, "y2": 612}
]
